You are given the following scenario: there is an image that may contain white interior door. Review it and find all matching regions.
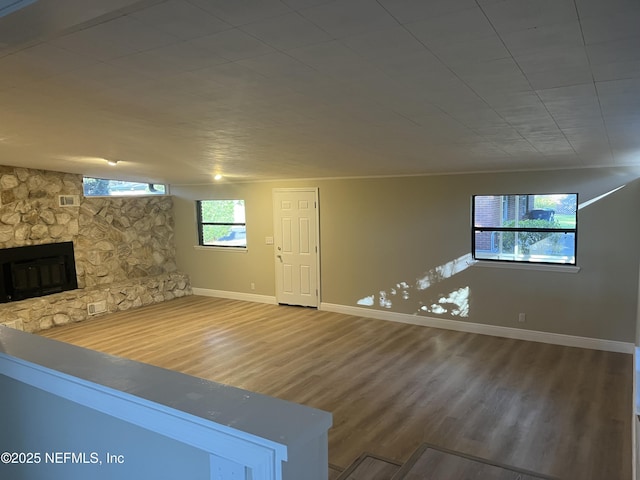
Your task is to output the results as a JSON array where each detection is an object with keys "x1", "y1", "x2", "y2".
[{"x1": 273, "y1": 188, "x2": 319, "y2": 307}]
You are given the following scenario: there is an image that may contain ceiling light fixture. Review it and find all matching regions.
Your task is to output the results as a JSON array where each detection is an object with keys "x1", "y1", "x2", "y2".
[
  {"x1": 107, "y1": 160, "x2": 118, "y2": 166},
  {"x1": 214, "y1": 174, "x2": 222, "y2": 180}
]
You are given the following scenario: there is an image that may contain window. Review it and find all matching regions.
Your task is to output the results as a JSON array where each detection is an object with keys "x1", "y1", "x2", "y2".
[
  {"x1": 197, "y1": 200, "x2": 246, "y2": 248},
  {"x1": 83, "y1": 177, "x2": 167, "y2": 196},
  {"x1": 472, "y1": 193, "x2": 577, "y2": 265}
]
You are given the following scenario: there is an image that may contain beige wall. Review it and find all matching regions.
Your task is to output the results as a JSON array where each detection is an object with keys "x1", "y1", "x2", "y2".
[{"x1": 172, "y1": 167, "x2": 640, "y2": 343}]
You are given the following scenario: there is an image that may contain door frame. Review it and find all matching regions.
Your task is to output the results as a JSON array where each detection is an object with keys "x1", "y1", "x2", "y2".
[{"x1": 272, "y1": 187, "x2": 321, "y2": 306}]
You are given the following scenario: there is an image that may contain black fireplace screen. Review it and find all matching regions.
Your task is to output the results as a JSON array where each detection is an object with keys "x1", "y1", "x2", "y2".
[{"x1": 0, "y1": 242, "x2": 78, "y2": 303}]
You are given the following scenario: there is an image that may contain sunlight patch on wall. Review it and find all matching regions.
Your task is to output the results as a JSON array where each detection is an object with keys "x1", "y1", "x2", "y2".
[
  {"x1": 377, "y1": 291, "x2": 388, "y2": 308},
  {"x1": 357, "y1": 295, "x2": 374, "y2": 307},
  {"x1": 356, "y1": 253, "x2": 473, "y2": 318},
  {"x1": 420, "y1": 287, "x2": 469, "y2": 317},
  {"x1": 578, "y1": 185, "x2": 625, "y2": 210},
  {"x1": 416, "y1": 253, "x2": 473, "y2": 290}
]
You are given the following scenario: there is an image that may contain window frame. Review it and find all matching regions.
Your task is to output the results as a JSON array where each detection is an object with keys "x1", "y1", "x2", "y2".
[
  {"x1": 471, "y1": 193, "x2": 578, "y2": 266},
  {"x1": 82, "y1": 177, "x2": 168, "y2": 197},
  {"x1": 196, "y1": 199, "x2": 247, "y2": 249}
]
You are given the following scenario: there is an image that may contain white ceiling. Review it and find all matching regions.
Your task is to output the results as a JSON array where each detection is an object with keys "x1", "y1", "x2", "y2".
[{"x1": 0, "y1": 0, "x2": 639, "y2": 184}]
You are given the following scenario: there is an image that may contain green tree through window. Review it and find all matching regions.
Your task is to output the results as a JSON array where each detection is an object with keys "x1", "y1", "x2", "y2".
[{"x1": 197, "y1": 200, "x2": 246, "y2": 248}]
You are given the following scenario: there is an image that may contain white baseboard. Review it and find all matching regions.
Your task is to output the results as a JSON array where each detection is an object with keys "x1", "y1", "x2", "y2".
[
  {"x1": 189, "y1": 291, "x2": 633, "y2": 354},
  {"x1": 320, "y1": 303, "x2": 635, "y2": 354},
  {"x1": 192, "y1": 288, "x2": 277, "y2": 305}
]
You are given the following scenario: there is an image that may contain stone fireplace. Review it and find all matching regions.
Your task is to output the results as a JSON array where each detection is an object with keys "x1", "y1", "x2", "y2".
[
  {"x1": 0, "y1": 166, "x2": 191, "y2": 332},
  {"x1": 0, "y1": 241, "x2": 78, "y2": 303}
]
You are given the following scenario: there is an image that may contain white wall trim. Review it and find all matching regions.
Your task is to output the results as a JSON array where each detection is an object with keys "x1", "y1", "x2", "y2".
[
  {"x1": 320, "y1": 303, "x2": 635, "y2": 354},
  {"x1": 472, "y1": 260, "x2": 580, "y2": 273},
  {"x1": 193, "y1": 288, "x2": 277, "y2": 305},
  {"x1": 193, "y1": 245, "x2": 248, "y2": 253},
  {"x1": 633, "y1": 347, "x2": 638, "y2": 480},
  {"x1": 190, "y1": 291, "x2": 633, "y2": 354}
]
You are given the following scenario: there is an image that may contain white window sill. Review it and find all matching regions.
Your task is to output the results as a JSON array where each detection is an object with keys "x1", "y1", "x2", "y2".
[
  {"x1": 471, "y1": 260, "x2": 580, "y2": 273},
  {"x1": 193, "y1": 246, "x2": 248, "y2": 253}
]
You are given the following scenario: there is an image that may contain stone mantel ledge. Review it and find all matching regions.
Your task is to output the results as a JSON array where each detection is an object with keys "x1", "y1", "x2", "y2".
[{"x1": 0, "y1": 272, "x2": 192, "y2": 333}]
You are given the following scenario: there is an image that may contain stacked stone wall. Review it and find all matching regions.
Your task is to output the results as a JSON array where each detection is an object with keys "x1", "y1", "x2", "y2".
[
  {"x1": 0, "y1": 166, "x2": 191, "y2": 332},
  {"x1": 0, "y1": 272, "x2": 191, "y2": 332},
  {"x1": 0, "y1": 167, "x2": 80, "y2": 246},
  {"x1": 77, "y1": 196, "x2": 177, "y2": 288}
]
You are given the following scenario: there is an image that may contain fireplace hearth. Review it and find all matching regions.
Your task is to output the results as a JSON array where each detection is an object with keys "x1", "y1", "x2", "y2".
[{"x1": 0, "y1": 242, "x2": 78, "y2": 303}]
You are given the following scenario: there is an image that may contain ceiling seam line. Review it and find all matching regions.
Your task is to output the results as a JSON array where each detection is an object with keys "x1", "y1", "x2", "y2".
[{"x1": 474, "y1": 0, "x2": 580, "y2": 160}]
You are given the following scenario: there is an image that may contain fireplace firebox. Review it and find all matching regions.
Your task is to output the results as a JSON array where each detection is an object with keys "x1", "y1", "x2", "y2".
[{"x1": 0, "y1": 242, "x2": 78, "y2": 303}]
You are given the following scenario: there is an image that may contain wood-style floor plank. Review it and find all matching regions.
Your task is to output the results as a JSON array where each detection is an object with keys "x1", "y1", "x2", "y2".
[
  {"x1": 38, "y1": 296, "x2": 632, "y2": 479},
  {"x1": 397, "y1": 445, "x2": 554, "y2": 480},
  {"x1": 339, "y1": 454, "x2": 400, "y2": 480}
]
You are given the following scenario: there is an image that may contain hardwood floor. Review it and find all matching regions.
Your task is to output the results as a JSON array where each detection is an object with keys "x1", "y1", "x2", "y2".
[{"x1": 39, "y1": 295, "x2": 632, "y2": 479}]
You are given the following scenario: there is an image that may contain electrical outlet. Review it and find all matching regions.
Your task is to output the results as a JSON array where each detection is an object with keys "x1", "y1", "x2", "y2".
[
  {"x1": 250, "y1": 282, "x2": 255, "y2": 290},
  {"x1": 518, "y1": 313, "x2": 526, "y2": 323}
]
